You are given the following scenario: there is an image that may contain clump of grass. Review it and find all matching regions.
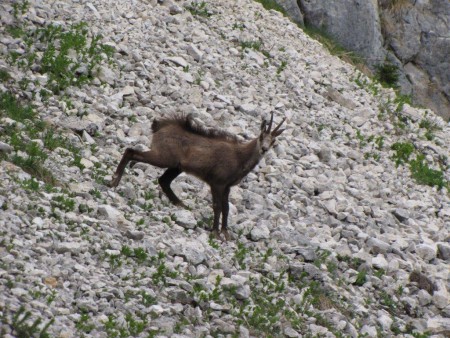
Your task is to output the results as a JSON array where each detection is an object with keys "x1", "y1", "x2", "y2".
[
  {"x1": 391, "y1": 142, "x2": 448, "y2": 191},
  {"x1": 302, "y1": 24, "x2": 365, "y2": 69},
  {"x1": 186, "y1": 1, "x2": 212, "y2": 17},
  {"x1": 0, "y1": 69, "x2": 11, "y2": 82},
  {"x1": 7, "y1": 20, "x2": 114, "y2": 95},
  {"x1": 391, "y1": 142, "x2": 415, "y2": 167},
  {"x1": 409, "y1": 155, "x2": 447, "y2": 190},
  {"x1": 276, "y1": 60, "x2": 288, "y2": 74},
  {"x1": 0, "y1": 91, "x2": 35, "y2": 122},
  {"x1": 0, "y1": 305, "x2": 54, "y2": 338},
  {"x1": 240, "y1": 40, "x2": 262, "y2": 51},
  {"x1": 254, "y1": 0, "x2": 286, "y2": 15},
  {"x1": 419, "y1": 118, "x2": 441, "y2": 141}
]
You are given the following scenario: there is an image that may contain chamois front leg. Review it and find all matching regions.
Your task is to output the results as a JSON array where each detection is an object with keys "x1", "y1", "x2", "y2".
[
  {"x1": 221, "y1": 186, "x2": 231, "y2": 241},
  {"x1": 211, "y1": 185, "x2": 224, "y2": 240}
]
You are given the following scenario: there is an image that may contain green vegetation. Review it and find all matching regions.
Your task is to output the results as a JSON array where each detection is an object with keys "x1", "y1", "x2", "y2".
[
  {"x1": 0, "y1": 306, "x2": 54, "y2": 338},
  {"x1": 419, "y1": 118, "x2": 441, "y2": 141},
  {"x1": 186, "y1": 1, "x2": 212, "y2": 17},
  {"x1": 409, "y1": 155, "x2": 447, "y2": 190},
  {"x1": 7, "y1": 21, "x2": 113, "y2": 95},
  {"x1": 253, "y1": 0, "x2": 286, "y2": 14},
  {"x1": 303, "y1": 25, "x2": 364, "y2": 68},
  {"x1": 391, "y1": 142, "x2": 415, "y2": 167},
  {"x1": 375, "y1": 62, "x2": 399, "y2": 88},
  {"x1": 391, "y1": 142, "x2": 448, "y2": 191}
]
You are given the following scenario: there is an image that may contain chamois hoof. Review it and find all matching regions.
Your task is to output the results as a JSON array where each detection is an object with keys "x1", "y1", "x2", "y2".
[
  {"x1": 221, "y1": 229, "x2": 231, "y2": 242},
  {"x1": 109, "y1": 175, "x2": 120, "y2": 188},
  {"x1": 212, "y1": 229, "x2": 222, "y2": 241}
]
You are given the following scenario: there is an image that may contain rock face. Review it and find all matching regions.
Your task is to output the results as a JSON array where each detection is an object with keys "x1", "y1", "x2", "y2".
[
  {"x1": 0, "y1": 0, "x2": 449, "y2": 337},
  {"x1": 276, "y1": 0, "x2": 304, "y2": 25},
  {"x1": 298, "y1": 0, "x2": 385, "y2": 66},
  {"x1": 281, "y1": 0, "x2": 450, "y2": 120}
]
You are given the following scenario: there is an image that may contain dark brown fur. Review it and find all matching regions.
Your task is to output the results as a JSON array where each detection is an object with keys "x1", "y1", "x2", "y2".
[{"x1": 110, "y1": 113, "x2": 285, "y2": 240}]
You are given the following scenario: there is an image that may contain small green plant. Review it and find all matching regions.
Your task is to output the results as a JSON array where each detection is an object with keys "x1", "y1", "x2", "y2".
[
  {"x1": 7, "y1": 21, "x2": 113, "y2": 95},
  {"x1": 187, "y1": 1, "x2": 212, "y2": 17},
  {"x1": 409, "y1": 154, "x2": 447, "y2": 190},
  {"x1": 354, "y1": 271, "x2": 367, "y2": 286},
  {"x1": 394, "y1": 94, "x2": 412, "y2": 112},
  {"x1": 1, "y1": 306, "x2": 53, "y2": 338},
  {"x1": 0, "y1": 91, "x2": 35, "y2": 122},
  {"x1": 208, "y1": 237, "x2": 220, "y2": 249},
  {"x1": 380, "y1": 290, "x2": 397, "y2": 313},
  {"x1": 0, "y1": 69, "x2": 11, "y2": 82},
  {"x1": 419, "y1": 118, "x2": 440, "y2": 141},
  {"x1": 121, "y1": 245, "x2": 133, "y2": 258},
  {"x1": 234, "y1": 241, "x2": 248, "y2": 269},
  {"x1": 276, "y1": 60, "x2": 288, "y2": 75},
  {"x1": 374, "y1": 268, "x2": 385, "y2": 279},
  {"x1": 43, "y1": 128, "x2": 67, "y2": 150},
  {"x1": 21, "y1": 177, "x2": 40, "y2": 191},
  {"x1": 89, "y1": 188, "x2": 101, "y2": 199},
  {"x1": 51, "y1": 194, "x2": 75, "y2": 212},
  {"x1": 12, "y1": 0, "x2": 29, "y2": 18},
  {"x1": 134, "y1": 247, "x2": 148, "y2": 264},
  {"x1": 141, "y1": 291, "x2": 157, "y2": 307},
  {"x1": 391, "y1": 142, "x2": 415, "y2": 167},
  {"x1": 240, "y1": 40, "x2": 262, "y2": 51},
  {"x1": 76, "y1": 313, "x2": 95, "y2": 333}
]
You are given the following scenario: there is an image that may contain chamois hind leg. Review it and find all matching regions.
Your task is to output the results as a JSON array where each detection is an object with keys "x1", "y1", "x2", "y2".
[
  {"x1": 110, "y1": 148, "x2": 168, "y2": 188},
  {"x1": 158, "y1": 168, "x2": 185, "y2": 207},
  {"x1": 221, "y1": 186, "x2": 231, "y2": 241}
]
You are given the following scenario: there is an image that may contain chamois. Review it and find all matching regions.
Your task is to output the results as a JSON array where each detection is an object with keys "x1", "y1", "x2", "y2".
[{"x1": 109, "y1": 112, "x2": 286, "y2": 240}]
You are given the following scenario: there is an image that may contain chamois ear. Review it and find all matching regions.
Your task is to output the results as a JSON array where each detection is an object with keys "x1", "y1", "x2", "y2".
[{"x1": 260, "y1": 119, "x2": 267, "y2": 132}]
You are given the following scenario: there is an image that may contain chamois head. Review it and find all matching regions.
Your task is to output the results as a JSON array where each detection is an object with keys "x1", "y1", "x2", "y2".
[{"x1": 259, "y1": 112, "x2": 286, "y2": 154}]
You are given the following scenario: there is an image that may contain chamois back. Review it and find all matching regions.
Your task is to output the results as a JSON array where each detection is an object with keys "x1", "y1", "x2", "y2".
[{"x1": 151, "y1": 114, "x2": 242, "y2": 143}]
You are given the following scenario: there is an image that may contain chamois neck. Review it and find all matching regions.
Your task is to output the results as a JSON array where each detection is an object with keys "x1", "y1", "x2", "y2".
[{"x1": 239, "y1": 138, "x2": 263, "y2": 173}]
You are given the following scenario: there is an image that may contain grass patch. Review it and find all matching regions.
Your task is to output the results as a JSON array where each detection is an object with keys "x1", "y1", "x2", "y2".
[
  {"x1": 6, "y1": 20, "x2": 114, "y2": 95},
  {"x1": 0, "y1": 305, "x2": 54, "y2": 338},
  {"x1": 409, "y1": 155, "x2": 448, "y2": 190},
  {"x1": 186, "y1": 2, "x2": 212, "y2": 17},
  {"x1": 391, "y1": 142, "x2": 415, "y2": 167},
  {"x1": 253, "y1": 0, "x2": 286, "y2": 14},
  {"x1": 0, "y1": 91, "x2": 36, "y2": 122},
  {"x1": 302, "y1": 24, "x2": 365, "y2": 69}
]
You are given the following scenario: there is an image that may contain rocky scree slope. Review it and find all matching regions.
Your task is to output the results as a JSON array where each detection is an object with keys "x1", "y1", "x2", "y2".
[{"x1": 0, "y1": 0, "x2": 449, "y2": 337}]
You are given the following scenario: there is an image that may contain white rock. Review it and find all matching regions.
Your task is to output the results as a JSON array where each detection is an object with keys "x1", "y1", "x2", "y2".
[
  {"x1": 250, "y1": 223, "x2": 270, "y2": 241},
  {"x1": 427, "y1": 317, "x2": 450, "y2": 334},
  {"x1": 98, "y1": 205, "x2": 125, "y2": 226},
  {"x1": 377, "y1": 312, "x2": 393, "y2": 331},
  {"x1": 164, "y1": 56, "x2": 188, "y2": 68},
  {"x1": 174, "y1": 209, "x2": 197, "y2": 229},
  {"x1": 416, "y1": 244, "x2": 437, "y2": 262},
  {"x1": 187, "y1": 44, "x2": 203, "y2": 61},
  {"x1": 372, "y1": 254, "x2": 388, "y2": 270}
]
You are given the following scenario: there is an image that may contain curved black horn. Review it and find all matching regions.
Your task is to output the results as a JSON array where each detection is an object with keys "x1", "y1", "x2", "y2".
[
  {"x1": 271, "y1": 117, "x2": 286, "y2": 135},
  {"x1": 267, "y1": 112, "x2": 274, "y2": 132}
]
